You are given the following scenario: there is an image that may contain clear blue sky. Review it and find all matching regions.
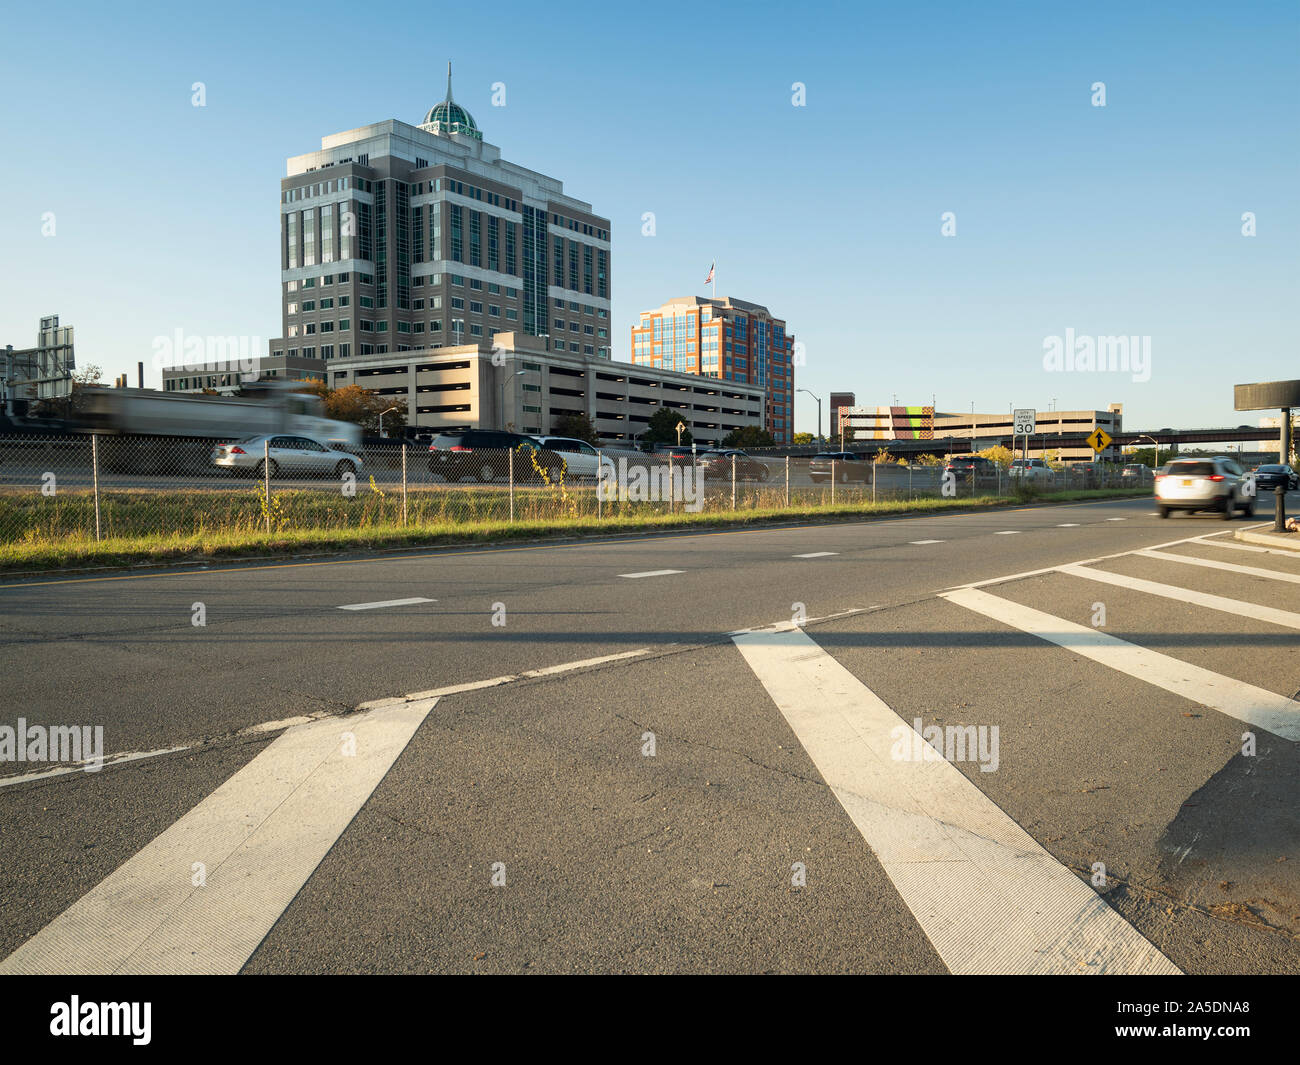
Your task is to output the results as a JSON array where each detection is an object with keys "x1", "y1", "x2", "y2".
[{"x1": 2, "y1": 0, "x2": 1295, "y2": 432}]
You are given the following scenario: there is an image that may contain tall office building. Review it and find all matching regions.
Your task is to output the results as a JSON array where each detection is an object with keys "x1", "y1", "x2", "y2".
[
  {"x1": 630, "y1": 296, "x2": 794, "y2": 443},
  {"x1": 267, "y1": 64, "x2": 612, "y2": 373}
]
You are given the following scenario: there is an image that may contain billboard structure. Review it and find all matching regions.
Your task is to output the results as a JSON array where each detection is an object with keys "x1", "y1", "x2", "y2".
[
  {"x1": 837, "y1": 405, "x2": 934, "y2": 441},
  {"x1": 2, "y1": 315, "x2": 76, "y2": 417}
]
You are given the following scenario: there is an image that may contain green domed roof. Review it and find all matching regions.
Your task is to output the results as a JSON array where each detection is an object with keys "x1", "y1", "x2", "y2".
[{"x1": 422, "y1": 63, "x2": 482, "y2": 140}]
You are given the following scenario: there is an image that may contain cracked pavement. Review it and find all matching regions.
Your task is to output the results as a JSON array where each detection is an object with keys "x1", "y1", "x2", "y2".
[{"x1": 1, "y1": 495, "x2": 1296, "y2": 973}]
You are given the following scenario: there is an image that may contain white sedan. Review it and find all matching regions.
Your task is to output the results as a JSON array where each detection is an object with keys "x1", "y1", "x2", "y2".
[{"x1": 212, "y1": 434, "x2": 363, "y2": 479}]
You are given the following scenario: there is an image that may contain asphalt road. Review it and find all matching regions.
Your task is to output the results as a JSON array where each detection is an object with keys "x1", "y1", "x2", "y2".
[{"x1": 0, "y1": 492, "x2": 1296, "y2": 974}]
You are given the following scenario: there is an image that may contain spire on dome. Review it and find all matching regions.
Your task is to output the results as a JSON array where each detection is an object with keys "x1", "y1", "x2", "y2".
[{"x1": 421, "y1": 60, "x2": 482, "y2": 140}]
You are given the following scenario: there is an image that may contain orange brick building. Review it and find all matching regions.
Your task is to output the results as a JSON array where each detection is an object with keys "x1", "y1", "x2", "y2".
[{"x1": 630, "y1": 296, "x2": 794, "y2": 443}]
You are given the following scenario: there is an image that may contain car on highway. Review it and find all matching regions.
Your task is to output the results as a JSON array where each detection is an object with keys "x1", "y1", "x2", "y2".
[
  {"x1": 1067, "y1": 461, "x2": 1121, "y2": 488},
  {"x1": 809, "y1": 451, "x2": 870, "y2": 483},
  {"x1": 1120, "y1": 463, "x2": 1154, "y2": 486},
  {"x1": 944, "y1": 454, "x2": 998, "y2": 486},
  {"x1": 1008, "y1": 457, "x2": 1053, "y2": 482},
  {"x1": 211, "y1": 435, "x2": 363, "y2": 479},
  {"x1": 646, "y1": 443, "x2": 695, "y2": 459},
  {"x1": 695, "y1": 449, "x2": 772, "y2": 482},
  {"x1": 531, "y1": 436, "x2": 616, "y2": 482},
  {"x1": 1252, "y1": 464, "x2": 1298, "y2": 492},
  {"x1": 1155, "y1": 456, "x2": 1253, "y2": 519},
  {"x1": 427, "y1": 429, "x2": 555, "y2": 483}
]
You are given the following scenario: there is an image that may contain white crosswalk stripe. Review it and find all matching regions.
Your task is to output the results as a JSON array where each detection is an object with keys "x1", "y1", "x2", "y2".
[
  {"x1": 941, "y1": 587, "x2": 1300, "y2": 742},
  {"x1": 732, "y1": 624, "x2": 1180, "y2": 975},
  {"x1": 1135, "y1": 549, "x2": 1300, "y2": 585},
  {"x1": 1199, "y1": 538, "x2": 1300, "y2": 558},
  {"x1": 1057, "y1": 563, "x2": 1300, "y2": 629},
  {"x1": 0, "y1": 700, "x2": 436, "y2": 975}
]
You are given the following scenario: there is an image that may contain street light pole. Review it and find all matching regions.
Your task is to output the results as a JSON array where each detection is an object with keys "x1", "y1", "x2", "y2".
[
  {"x1": 1138, "y1": 434, "x2": 1160, "y2": 470},
  {"x1": 378, "y1": 406, "x2": 399, "y2": 438},
  {"x1": 499, "y1": 366, "x2": 536, "y2": 431},
  {"x1": 797, "y1": 388, "x2": 822, "y2": 444}
]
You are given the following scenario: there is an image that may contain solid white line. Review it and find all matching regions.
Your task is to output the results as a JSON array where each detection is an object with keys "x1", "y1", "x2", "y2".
[
  {"x1": 0, "y1": 746, "x2": 192, "y2": 789},
  {"x1": 910, "y1": 539, "x2": 945, "y2": 545},
  {"x1": 0, "y1": 700, "x2": 436, "y2": 975},
  {"x1": 520, "y1": 649, "x2": 649, "y2": 678},
  {"x1": 0, "y1": 715, "x2": 342, "y2": 790},
  {"x1": 403, "y1": 649, "x2": 650, "y2": 701},
  {"x1": 338, "y1": 597, "x2": 435, "y2": 611},
  {"x1": 1135, "y1": 549, "x2": 1300, "y2": 585},
  {"x1": 618, "y1": 570, "x2": 683, "y2": 579},
  {"x1": 1058, "y1": 564, "x2": 1300, "y2": 630},
  {"x1": 731, "y1": 625, "x2": 1178, "y2": 975},
  {"x1": 726, "y1": 607, "x2": 878, "y2": 637},
  {"x1": 793, "y1": 552, "x2": 838, "y2": 558},
  {"x1": 941, "y1": 587, "x2": 1300, "y2": 742}
]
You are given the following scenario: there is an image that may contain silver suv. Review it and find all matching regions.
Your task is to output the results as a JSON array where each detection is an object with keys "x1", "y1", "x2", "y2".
[{"x1": 1156, "y1": 456, "x2": 1253, "y2": 519}]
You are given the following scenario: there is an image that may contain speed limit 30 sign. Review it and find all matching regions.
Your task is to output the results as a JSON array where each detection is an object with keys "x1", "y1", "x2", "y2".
[{"x1": 1013, "y1": 408, "x2": 1036, "y2": 435}]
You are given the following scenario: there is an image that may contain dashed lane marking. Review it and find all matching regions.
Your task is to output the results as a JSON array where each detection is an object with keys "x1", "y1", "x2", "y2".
[
  {"x1": 618, "y1": 570, "x2": 684, "y2": 579},
  {"x1": 338, "y1": 597, "x2": 436, "y2": 611}
]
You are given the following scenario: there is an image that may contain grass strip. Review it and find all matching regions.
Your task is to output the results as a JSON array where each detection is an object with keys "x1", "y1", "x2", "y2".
[{"x1": 0, "y1": 488, "x2": 1149, "y2": 575}]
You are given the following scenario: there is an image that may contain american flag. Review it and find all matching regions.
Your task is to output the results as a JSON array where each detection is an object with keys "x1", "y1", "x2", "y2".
[{"x1": 704, "y1": 261, "x2": 714, "y2": 285}]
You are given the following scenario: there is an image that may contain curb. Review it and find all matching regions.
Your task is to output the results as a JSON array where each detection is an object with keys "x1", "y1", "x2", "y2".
[{"x1": 1235, "y1": 528, "x2": 1300, "y2": 553}]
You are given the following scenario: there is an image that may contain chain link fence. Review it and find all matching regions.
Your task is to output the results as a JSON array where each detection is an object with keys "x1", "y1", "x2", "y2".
[{"x1": 0, "y1": 433, "x2": 1138, "y2": 546}]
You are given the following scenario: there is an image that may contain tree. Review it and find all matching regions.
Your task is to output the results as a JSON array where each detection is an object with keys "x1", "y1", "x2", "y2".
[
  {"x1": 552, "y1": 412, "x2": 599, "y2": 445},
  {"x1": 1124, "y1": 446, "x2": 1176, "y2": 468},
  {"x1": 792, "y1": 432, "x2": 815, "y2": 445},
  {"x1": 35, "y1": 363, "x2": 106, "y2": 418},
  {"x1": 642, "y1": 406, "x2": 692, "y2": 445},
  {"x1": 295, "y1": 381, "x2": 407, "y2": 436},
  {"x1": 977, "y1": 445, "x2": 1014, "y2": 471},
  {"x1": 721, "y1": 425, "x2": 775, "y2": 448},
  {"x1": 912, "y1": 452, "x2": 946, "y2": 466}
]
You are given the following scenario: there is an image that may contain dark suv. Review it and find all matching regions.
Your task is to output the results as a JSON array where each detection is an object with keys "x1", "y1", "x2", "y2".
[
  {"x1": 427, "y1": 429, "x2": 558, "y2": 483},
  {"x1": 696, "y1": 449, "x2": 772, "y2": 482},
  {"x1": 944, "y1": 454, "x2": 998, "y2": 485},
  {"x1": 809, "y1": 451, "x2": 870, "y2": 484}
]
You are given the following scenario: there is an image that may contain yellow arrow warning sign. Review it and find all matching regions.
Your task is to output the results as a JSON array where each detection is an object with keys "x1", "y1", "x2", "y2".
[{"x1": 1086, "y1": 428, "x2": 1113, "y2": 453}]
